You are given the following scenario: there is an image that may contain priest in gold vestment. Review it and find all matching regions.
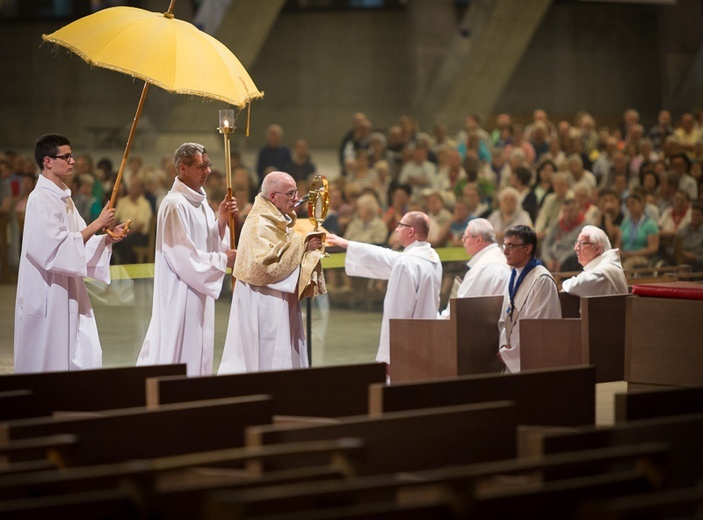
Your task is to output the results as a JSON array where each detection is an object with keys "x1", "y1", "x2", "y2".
[{"x1": 218, "y1": 171, "x2": 325, "y2": 373}]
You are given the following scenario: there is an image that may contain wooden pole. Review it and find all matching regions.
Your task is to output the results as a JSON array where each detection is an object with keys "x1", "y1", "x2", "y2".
[
  {"x1": 105, "y1": 81, "x2": 149, "y2": 238},
  {"x1": 223, "y1": 129, "x2": 236, "y2": 291}
]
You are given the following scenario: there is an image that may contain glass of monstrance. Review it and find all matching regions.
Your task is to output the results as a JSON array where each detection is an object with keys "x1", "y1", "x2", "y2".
[{"x1": 307, "y1": 175, "x2": 330, "y2": 236}]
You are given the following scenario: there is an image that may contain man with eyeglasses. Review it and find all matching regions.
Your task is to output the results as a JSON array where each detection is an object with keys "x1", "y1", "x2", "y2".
[
  {"x1": 137, "y1": 142, "x2": 237, "y2": 376},
  {"x1": 327, "y1": 211, "x2": 442, "y2": 379},
  {"x1": 439, "y1": 218, "x2": 510, "y2": 318},
  {"x1": 14, "y1": 134, "x2": 127, "y2": 373},
  {"x1": 498, "y1": 225, "x2": 560, "y2": 373},
  {"x1": 219, "y1": 171, "x2": 324, "y2": 374},
  {"x1": 561, "y1": 225, "x2": 628, "y2": 296}
]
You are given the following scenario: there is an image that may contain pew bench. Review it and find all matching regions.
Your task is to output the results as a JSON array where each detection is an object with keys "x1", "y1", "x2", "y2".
[
  {"x1": 615, "y1": 384, "x2": 703, "y2": 423},
  {"x1": 146, "y1": 362, "x2": 386, "y2": 420},
  {"x1": 539, "y1": 411, "x2": 703, "y2": 489},
  {"x1": 0, "y1": 395, "x2": 274, "y2": 467},
  {"x1": 368, "y1": 365, "x2": 596, "y2": 428},
  {"x1": 246, "y1": 402, "x2": 518, "y2": 476},
  {"x1": 0, "y1": 364, "x2": 187, "y2": 415}
]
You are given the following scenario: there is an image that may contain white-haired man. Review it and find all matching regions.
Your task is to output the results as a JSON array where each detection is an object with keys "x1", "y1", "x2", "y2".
[
  {"x1": 440, "y1": 218, "x2": 510, "y2": 318},
  {"x1": 561, "y1": 224, "x2": 628, "y2": 296},
  {"x1": 218, "y1": 171, "x2": 324, "y2": 374}
]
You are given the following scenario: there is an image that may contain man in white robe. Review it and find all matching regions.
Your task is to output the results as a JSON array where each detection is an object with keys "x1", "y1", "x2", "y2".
[
  {"x1": 498, "y1": 225, "x2": 561, "y2": 373},
  {"x1": 561, "y1": 225, "x2": 628, "y2": 297},
  {"x1": 218, "y1": 171, "x2": 324, "y2": 374},
  {"x1": 327, "y1": 211, "x2": 443, "y2": 370},
  {"x1": 137, "y1": 143, "x2": 236, "y2": 376},
  {"x1": 440, "y1": 218, "x2": 510, "y2": 317},
  {"x1": 14, "y1": 134, "x2": 126, "y2": 373}
]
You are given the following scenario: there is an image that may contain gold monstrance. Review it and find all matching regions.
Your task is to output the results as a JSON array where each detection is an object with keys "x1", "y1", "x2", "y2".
[{"x1": 307, "y1": 175, "x2": 330, "y2": 234}]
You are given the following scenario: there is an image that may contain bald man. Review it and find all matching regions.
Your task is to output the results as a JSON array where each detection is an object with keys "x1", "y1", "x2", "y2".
[
  {"x1": 327, "y1": 211, "x2": 442, "y2": 375},
  {"x1": 219, "y1": 171, "x2": 324, "y2": 374}
]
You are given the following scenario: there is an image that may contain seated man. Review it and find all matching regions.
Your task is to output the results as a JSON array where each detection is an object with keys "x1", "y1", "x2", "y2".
[
  {"x1": 561, "y1": 225, "x2": 628, "y2": 296},
  {"x1": 440, "y1": 218, "x2": 510, "y2": 317}
]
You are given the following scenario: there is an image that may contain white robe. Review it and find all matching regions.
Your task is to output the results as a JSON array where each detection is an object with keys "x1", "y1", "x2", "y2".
[
  {"x1": 498, "y1": 264, "x2": 561, "y2": 373},
  {"x1": 218, "y1": 269, "x2": 308, "y2": 374},
  {"x1": 345, "y1": 240, "x2": 443, "y2": 364},
  {"x1": 218, "y1": 194, "x2": 310, "y2": 375},
  {"x1": 137, "y1": 178, "x2": 229, "y2": 376},
  {"x1": 440, "y1": 243, "x2": 510, "y2": 317},
  {"x1": 560, "y1": 248, "x2": 628, "y2": 297},
  {"x1": 14, "y1": 174, "x2": 112, "y2": 373}
]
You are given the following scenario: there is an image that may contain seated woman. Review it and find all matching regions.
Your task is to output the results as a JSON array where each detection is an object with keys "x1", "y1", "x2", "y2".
[{"x1": 619, "y1": 192, "x2": 660, "y2": 270}]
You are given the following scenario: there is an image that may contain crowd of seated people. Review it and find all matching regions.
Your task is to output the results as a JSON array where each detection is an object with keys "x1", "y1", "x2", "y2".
[{"x1": 3, "y1": 107, "x2": 703, "y2": 283}]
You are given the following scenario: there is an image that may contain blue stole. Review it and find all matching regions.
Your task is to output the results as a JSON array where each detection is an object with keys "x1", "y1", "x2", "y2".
[{"x1": 507, "y1": 256, "x2": 542, "y2": 319}]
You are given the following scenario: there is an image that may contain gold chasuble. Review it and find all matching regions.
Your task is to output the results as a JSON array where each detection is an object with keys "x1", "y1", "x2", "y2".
[{"x1": 233, "y1": 194, "x2": 326, "y2": 299}]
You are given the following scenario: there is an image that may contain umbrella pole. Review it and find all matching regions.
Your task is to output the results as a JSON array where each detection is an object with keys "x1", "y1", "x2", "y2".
[{"x1": 105, "y1": 81, "x2": 150, "y2": 238}]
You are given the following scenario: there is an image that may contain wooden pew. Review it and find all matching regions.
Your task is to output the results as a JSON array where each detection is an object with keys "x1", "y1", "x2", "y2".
[
  {"x1": 0, "y1": 390, "x2": 51, "y2": 421},
  {"x1": 146, "y1": 363, "x2": 386, "y2": 419},
  {"x1": 0, "y1": 488, "x2": 140, "y2": 520},
  {"x1": 520, "y1": 294, "x2": 629, "y2": 382},
  {"x1": 0, "y1": 438, "x2": 366, "y2": 506},
  {"x1": 368, "y1": 366, "x2": 596, "y2": 427},
  {"x1": 0, "y1": 396, "x2": 274, "y2": 467},
  {"x1": 539, "y1": 412, "x2": 703, "y2": 489},
  {"x1": 625, "y1": 291, "x2": 703, "y2": 387},
  {"x1": 614, "y1": 384, "x2": 703, "y2": 423},
  {"x1": 246, "y1": 402, "x2": 518, "y2": 476},
  {"x1": 0, "y1": 364, "x2": 187, "y2": 415},
  {"x1": 203, "y1": 443, "x2": 669, "y2": 520},
  {"x1": 575, "y1": 483, "x2": 703, "y2": 520},
  {"x1": 389, "y1": 295, "x2": 504, "y2": 383}
]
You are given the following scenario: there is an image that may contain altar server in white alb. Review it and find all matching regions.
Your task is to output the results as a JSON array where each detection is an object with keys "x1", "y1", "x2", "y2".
[
  {"x1": 137, "y1": 143, "x2": 236, "y2": 376},
  {"x1": 440, "y1": 218, "x2": 510, "y2": 318},
  {"x1": 327, "y1": 211, "x2": 443, "y2": 369},
  {"x1": 218, "y1": 171, "x2": 325, "y2": 374},
  {"x1": 14, "y1": 134, "x2": 127, "y2": 373},
  {"x1": 561, "y1": 225, "x2": 628, "y2": 296},
  {"x1": 498, "y1": 225, "x2": 561, "y2": 373}
]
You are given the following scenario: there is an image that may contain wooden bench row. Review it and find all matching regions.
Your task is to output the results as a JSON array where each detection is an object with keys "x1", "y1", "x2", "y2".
[{"x1": 3, "y1": 361, "x2": 703, "y2": 518}]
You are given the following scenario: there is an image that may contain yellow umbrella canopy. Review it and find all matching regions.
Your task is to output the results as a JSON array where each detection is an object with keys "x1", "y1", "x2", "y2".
[
  {"x1": 41, "y1": 3, "x2": 264, "y2": 227},
  {"x1": 42, "y1": 5, "x2": 263, "y2": 108}
]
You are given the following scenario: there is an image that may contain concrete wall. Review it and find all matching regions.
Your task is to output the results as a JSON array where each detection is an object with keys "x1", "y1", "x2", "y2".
[{"x1": 1, "y1": 2, "x2": 701, "y2": 156}]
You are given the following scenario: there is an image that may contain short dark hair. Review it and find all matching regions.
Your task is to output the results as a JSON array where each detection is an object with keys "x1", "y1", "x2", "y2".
[
  {"x1": 670, "y1": 152, "x2": 691, "y2": 173},
  {"x1": 514, "y1": 166, "x2": 533, "y2": 187},
  {"x1": 599, "y1": 187, "x2": 620, "y2": 201},
  {"x1": 504, "y1": 225, "x2": 537, "y2": 256},
  {"x1": 34, "y1": 134, "x2": 70, "y2": 170}
]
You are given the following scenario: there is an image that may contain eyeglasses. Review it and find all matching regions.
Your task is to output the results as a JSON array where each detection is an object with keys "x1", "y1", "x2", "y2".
[
  {"x1": 190, "y1": 161, "x2": 212, "y2": 171},
  {"x1": 50, "y1": 153, "x2": 74, "y2": 162},
  {"x1": 574, "y1": 240, "x2": 593, "y2": 248},
  {"x1": 273, "y1": 190, "x2": 298, "y2": 199},
  {"x1": 502, "y1": 242, "x2": 525, "y2": 251},
  {"x1": 396, "y1": 222, "x2": 413, "y2": 229}
]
